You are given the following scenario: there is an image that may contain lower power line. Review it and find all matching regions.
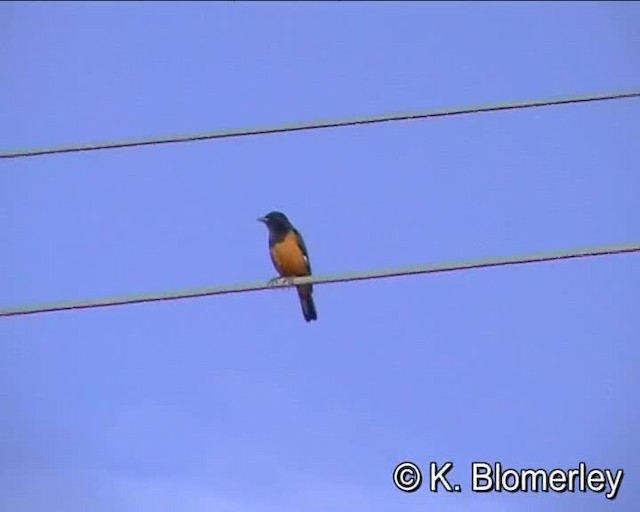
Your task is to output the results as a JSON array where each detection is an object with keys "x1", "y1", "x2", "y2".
[{"x1": 1, "y1": 243, "x2": 638, "y2": 318}]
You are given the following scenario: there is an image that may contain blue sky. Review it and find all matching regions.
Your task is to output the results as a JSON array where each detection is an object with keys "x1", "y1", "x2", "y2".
[{"x1": 1, "y1": 2, "x2": 639, "y2": 511}]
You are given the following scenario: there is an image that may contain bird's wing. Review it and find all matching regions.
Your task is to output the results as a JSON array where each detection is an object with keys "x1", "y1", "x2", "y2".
[{"x1": 293, "y1": 228, "x2": 312, "y2": 274}]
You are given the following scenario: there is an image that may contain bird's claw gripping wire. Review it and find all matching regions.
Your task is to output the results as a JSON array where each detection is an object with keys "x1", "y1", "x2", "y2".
[{"x1": 267, "y1": 276, "x2": 295, "y2": 287}]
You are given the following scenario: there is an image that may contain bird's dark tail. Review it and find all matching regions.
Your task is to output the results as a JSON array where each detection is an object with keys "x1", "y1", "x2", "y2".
[{"x1": 297, "y1": 286, "x2": 317, "y2": 322}]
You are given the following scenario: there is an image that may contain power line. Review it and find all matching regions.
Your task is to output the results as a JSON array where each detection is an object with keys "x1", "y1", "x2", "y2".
[
  {"x1": 1, "y1": 243, "x2": 637, "y2": 318},
  {"x1": 1, "y1": 90, "x2": 639, "y2": 160}
]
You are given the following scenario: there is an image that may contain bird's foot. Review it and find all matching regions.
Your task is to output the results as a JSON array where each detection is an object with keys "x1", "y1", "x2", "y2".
[
  {"x1": 267, "y1": 276, "x2": 294, "y2": 287},
  {"x1": 267, "y1": 277, "x2": 281, "y2": 287}
]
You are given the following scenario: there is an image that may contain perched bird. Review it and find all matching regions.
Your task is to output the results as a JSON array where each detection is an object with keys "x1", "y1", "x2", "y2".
[{"x1": 257, "y1": 211, "x2": 318, "y2": 322}]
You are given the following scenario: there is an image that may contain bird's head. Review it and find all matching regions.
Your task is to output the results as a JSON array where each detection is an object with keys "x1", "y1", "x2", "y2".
[{"x1": 257, "y1": 211, "x2": 292, "y2": 233}]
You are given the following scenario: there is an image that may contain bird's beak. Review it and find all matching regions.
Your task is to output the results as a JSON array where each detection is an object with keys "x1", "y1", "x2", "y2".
[{"x1": 257, "y1": 217, "x2": 266, "y2": 224}]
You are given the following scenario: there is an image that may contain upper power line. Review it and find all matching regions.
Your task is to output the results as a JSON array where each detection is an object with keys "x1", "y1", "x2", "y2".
[
  {"x1": 1, "y1": 242, "x2": 637, "y2": 318},
  {"x1": 1, "y1": 90, "x2": 639, "y2": 160}
]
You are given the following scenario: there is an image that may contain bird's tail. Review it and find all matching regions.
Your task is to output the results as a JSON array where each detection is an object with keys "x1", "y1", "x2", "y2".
[{"x1": 297, "y1": 286, "x2": 317, "y2": 322}]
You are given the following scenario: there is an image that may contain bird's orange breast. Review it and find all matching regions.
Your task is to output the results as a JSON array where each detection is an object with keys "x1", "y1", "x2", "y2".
[{"x1": 271, "y1": 232, "x2": 309, "y2": 277}]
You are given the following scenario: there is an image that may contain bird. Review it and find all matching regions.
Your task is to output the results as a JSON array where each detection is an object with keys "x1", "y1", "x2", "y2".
[{"x1": 257, "y1": 211, "x2": 318, "y2": 322}]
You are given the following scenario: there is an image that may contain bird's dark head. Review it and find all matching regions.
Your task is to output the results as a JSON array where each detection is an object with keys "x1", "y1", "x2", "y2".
[{"x1": 257, "y1": 211, "x2": 292, "y2": 233}]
